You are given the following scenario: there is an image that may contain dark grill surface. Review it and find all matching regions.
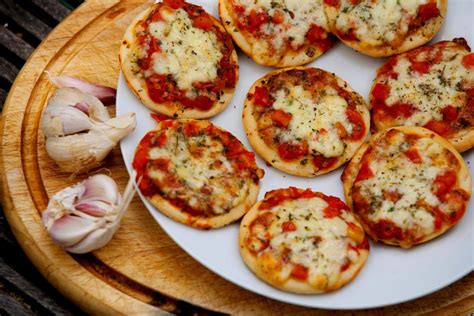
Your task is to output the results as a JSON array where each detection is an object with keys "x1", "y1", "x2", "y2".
[{"x1": 0, "y1": 1, "x2": 85, "y2": 314}]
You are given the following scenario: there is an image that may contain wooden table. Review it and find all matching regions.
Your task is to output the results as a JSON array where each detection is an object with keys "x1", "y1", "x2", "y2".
[{"x1": 1, "y1": 0, "x2": 473, "y2": 314}]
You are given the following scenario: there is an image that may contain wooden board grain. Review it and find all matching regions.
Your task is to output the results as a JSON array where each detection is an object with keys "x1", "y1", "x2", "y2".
[{"x1": 0, "y1": 0, "x2": 473, "y2": 314}]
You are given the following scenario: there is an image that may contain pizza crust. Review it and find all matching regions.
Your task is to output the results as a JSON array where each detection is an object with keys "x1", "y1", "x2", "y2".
[
  {"x1": 325, "y1": 0, "x2": 447, "y2": 57},
  {"x1": 369, "y1": 39, "x2": 474, "y2": 153},
  {"x1": 148, "y1": 181, "x2": 260, "y2": 229},
  {"x1": 218, "y1": 0, "x2": 331, "y2": 67},
  {"x1": 239, "y1": 198, "x2": 369, "y2": 294},
  {"x1": 242, "y1": 67, "x2": 370, "y2": 177},
  {"x1": 119, "y1": 4, "x2": 238, "y2": 119},
  {"x1": 341, "y1": 126, "x2": 472, "y2": 248},
  {"x1": 135, "y1": 119, "x2": 262, "y2": 229}
]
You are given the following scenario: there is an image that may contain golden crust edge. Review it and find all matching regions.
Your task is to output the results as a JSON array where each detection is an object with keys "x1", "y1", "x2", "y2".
[
  {"x1": 325, "y1": 0, "x2": 447, "y2": 57},
  {"x1": 134, "y1": 119, "x2": 261, "y2": 229},
  {"x1": 239, "y1": 197, "x2": 369, "y2": 294},
  {"x1": 218, "y1": 0, "x2": 328, "y2": 67},
  {"x1": 341, "y1": 126, "x2": 472, "y2": 248},
  {"x1": 119, "y1": 3, "x2": 239, "y2": 119},
  {"x1": 242, "y1": 66, "x2": 370, "y2": 177}
]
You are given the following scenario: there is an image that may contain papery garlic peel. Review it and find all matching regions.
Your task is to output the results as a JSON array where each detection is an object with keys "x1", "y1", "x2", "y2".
[
  {"x1": 42, "y1": 174, "x2": 124, "y2": 254},
  {"x1": 41, "y1": 87, "x2": 136, "y2": 174}
]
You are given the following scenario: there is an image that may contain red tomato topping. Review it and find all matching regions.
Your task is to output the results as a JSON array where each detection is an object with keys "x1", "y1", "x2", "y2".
[
  {"x1": 378, "y1": 58, "x2": 398, "y2": 79},
  {"x1": 323, "y1": 196, "x2": 346, "y2": 218},
  {"x1": 181, "y1": 95, "x2": 214, "y2": 111},
  {"x1": 183, "y1": 122, "x2": 201, "y2": 137},
  {"x1": 253, "y1": 86, "x2": 273, "y2": 107},
  {"x1": 282, "y1": 221, "x2": 297, "y2": 232},
  {"x1": 152, "y1": 158, "x2": 169, "y2": 171},
  {"x1": 434, "y1": 171, "x2": 456, "y2": 198},
  {"x1": 277, "y1": 142, "x2": 309, "y2": 160},
  {"x1": 424, "y1": 119, "x2": 452, "y2": 136},
  {"x1": 355, "y1": 162, "x2": 373, "y2": 182},
  {"x1": 391, "y1": 102, "x2": 416, "y2": 118},
  {"x1": 324, "y1": 0, "x2": 340, "y2": 7},
  {"x1": 225, "y1": 139, "x2": 244, "y2": 159},
  {"x1": 441, "y1": 105, "x2": 458, "y2": 122},
  {"x1": 150, "y1": 10, "x2": 162, "y2": 21},
  {"x1": 248, "y1": 9, "x2": 269, "y2": 30},
  {"x1": 383, "y1": 190, "x2": 401, "y2": 202},
  {"x1": 371, "y1": 83, "x2": 390, "y2": 101},
  {"x1": 404, "y1": 148, "x2": 422, "y2": 164},
  {"x1": 236, "y1": 151, "x2": 257, "y2": 171},
  {"x1": 374, "y1": 220, "x2": 403, "y2": 240},
  {"x1": 271, "y1": 109, "x2": 292, "y2": 128},
  {"x1": 340, "y1": 259, "x2": 351, "y2": 272},
  {"x1": 462, "y1": 53, "x2": 474, "y2": 68},
  {"x1": 150, "y1": 112, "x2": 170, "y2": 123},
  {"x1": 254, "y1": 212, "x2": 274, "y2": 227},
  {"x1": 272, "y1": 10, "x2": 285, "y2": 24},
  {"x1": 291, "y1": 264, "x2": 309, "y2": 280},
  {"x1": 133, "y1": 148, "x2": 149, "y2": 172},
  {"x1": 418, "y1": 2, "x2": 440, "y2": 22},
  {"x1": 306, "y1": 25, "x2": 326, "y2": 43},
  {"x1": 163, "y1": 0, "x2": 185, "y2": 9},
  {"x1": 346, "y1": 109, "x2": 366, "y2": 140},
  {"x1": 312, "y1": 155, "x2": 337, "y2": 170},
  {"x1": 411, "y1": 61, "x2": 430, "y2": 74},
  {"x1": 323, "y1": 206, "x2": 342, "y2": 218},
  {"x1": 193, "y1": 14, "x2": 214, "y2": 31}
]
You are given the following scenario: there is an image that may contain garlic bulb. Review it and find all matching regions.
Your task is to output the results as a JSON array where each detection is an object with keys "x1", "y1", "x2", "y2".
[
  {"x1": 41, "y1": 87, "x2": 136, "y2": 174},
  {"x1": 42, "y1": 174, "x2": 136, "y2": 254}
]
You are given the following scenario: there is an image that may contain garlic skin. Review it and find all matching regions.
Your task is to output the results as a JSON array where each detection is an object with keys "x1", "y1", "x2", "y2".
[
  {"x1": 41, "y1": 87, "x2": 136, "y2": 174},
  {"x1": 42, "y1": 174, "x2": 123, "y2": 254}
]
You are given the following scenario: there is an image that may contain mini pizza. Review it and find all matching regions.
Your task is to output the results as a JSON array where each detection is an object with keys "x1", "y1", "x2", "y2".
[
  {"x1": 324, "y1": 0, "x2": 447, "y2": 57},
  {"x1": 243, "y1": 67, "x2": 370, "y2": 177},
  {"x1": 239, "y1": 187, "x2": 370, "y2": 294},
  {"x1": 370, "y1": 38, "x2": 474, "y2": 152},
  {"x1": 120, "y1": 0, "x2": 238, "y2": 119},
  {"x1": 342, "y1": 126, "x2": 471, "y2": 248},
  {"x1": 132, "y1": 118, "x2": 264, "y2": 229},
  {"x1": 218, "y1": 0, "x2": 335, "y2": 67}
]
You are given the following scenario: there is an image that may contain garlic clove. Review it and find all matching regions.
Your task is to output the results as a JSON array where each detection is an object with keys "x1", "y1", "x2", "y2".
[
  {"x1": 64, "y1": 225, "x2": 119, "y2": 254},
  {"x1": 41, "y1": 103, "x2": 92, "y2": 137},
  {"x1": 45, "y1": 129, "x2": 116, "y2": 173},
  {"x1": 48, "y1": 87, "x2": 111, "y2": 122},
  {"x1": 101, "y1": 113, "x2": 137, "y2": 143},
  {"x1": 42, "y1": 174, "x2": 135, "y2": 254},
  {"x1": 74, "y1": 101, "x2": 90, "y2": 114},
  {"x1": 50, "y1": 75, "x2": 117, "y2": 106},
  {"x1": 75, "y1": 200, "x2": 112, "y2": 217},
  {"x1": 81, "y1": 174, "x2": 120, "y2": 204},
  {"x1": 47, "y1": 214, "x2": 99, "y2": 247}
]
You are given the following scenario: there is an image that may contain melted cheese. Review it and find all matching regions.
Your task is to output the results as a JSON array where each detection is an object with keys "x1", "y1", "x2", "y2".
[
  {"x1": 385, "y1": 48, "x2": 473, "y2": 126},
  {"x1": 148, "y1": 129, "x2": 249, "y2": 215},
  {"x1": 356, "y1": 132, "x2": 448, "y2": 234},
  {"x1": 272, "y1": 85, "x2": 352, "y2": 157},
  {"x1": 236, "y1": 0, "x2": 328, "y2": 51},
  {"x1": 260, "y1": 197, "x2": 361, "y2": 287},
  {"x1": 335, "y1": 0, "x2": 436, "y2": 46},
  {"x1": 147, "y1": 8, "x2": 222, "y2": 94}
]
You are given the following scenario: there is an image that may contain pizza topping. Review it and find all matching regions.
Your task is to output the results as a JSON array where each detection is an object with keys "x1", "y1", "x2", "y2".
[
  {"x1": 232, "y1": 0, "x2": 333, "y2": 54},
  {"x1": 247, "y1": 190, "x2": 367, "y2": 288},
  {"x1": 133, "y1": 2, "x2": 237, "y2": 111},
  {"x1": 272, "y1": 85, "x2": 353, "y2": 158},
  {"x1": 133, "y1": 120, "x2": 263, "y2": 217},
  {"x1": 249, "y1": 69, "x2": 367, "y2": 174},
  {"x1": 352, "y1": 129, "x2": 469, "y2": 242},
  {"x1": 332, "y1": 0, "x2": 441, "y2": 47},
  {"x1": 372, "y1": 40, "x2": 474, "y2": 136}
]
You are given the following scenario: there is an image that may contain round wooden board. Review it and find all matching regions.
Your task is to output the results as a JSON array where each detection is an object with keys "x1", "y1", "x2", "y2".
[{"x1": 1, "y1": 0, "x2": 473, "y2": 314}]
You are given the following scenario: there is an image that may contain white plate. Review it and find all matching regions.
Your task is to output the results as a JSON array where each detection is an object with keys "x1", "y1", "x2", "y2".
[{"x1": 117, "y1": 0, "x2": 474, "y2": 309}]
